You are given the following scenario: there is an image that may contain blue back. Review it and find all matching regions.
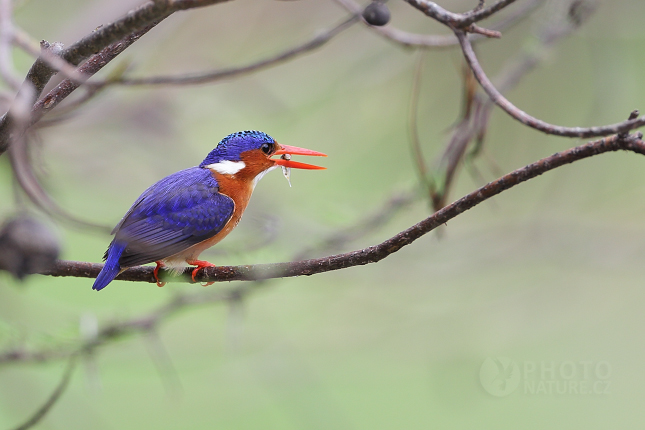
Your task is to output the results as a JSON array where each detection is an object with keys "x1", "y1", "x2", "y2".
[{"x1": 110, "y1": 166, "x2": 234, "y2": 267}]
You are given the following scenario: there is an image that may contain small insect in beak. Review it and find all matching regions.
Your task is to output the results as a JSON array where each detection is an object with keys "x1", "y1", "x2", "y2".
[{"x1": 281, "y1": 154, "x2": 292, "y2": 187}]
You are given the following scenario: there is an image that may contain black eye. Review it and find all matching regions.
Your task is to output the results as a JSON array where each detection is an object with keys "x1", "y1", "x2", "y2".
[{"x1": 261, "y1": 142, "x2": 274, "y2": 155}]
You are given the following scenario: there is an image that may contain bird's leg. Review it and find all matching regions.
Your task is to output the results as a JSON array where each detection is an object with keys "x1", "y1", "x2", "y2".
[
  {"x1": 153, "y1": 261, "x2": 166, "y2": 287},
  {"x1": 187, "y1": 259, "x2": 216, "y2": 286}
]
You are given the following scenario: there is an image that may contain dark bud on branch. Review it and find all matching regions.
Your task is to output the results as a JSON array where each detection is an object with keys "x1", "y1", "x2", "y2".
[
  {"x1": 363, "y1": 1, "x2": 391, "y2": 27},
  {"x1": 568, "y1": 0, "x2": 596, "y2": 27},
  {"x1": 0, "y1": 215, "x2": 60, "y2": 281}
]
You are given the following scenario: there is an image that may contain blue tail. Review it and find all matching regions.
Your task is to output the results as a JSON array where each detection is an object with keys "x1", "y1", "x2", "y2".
[{"x1": 93, "y1": 242, "x2": 126, "y2": 291}]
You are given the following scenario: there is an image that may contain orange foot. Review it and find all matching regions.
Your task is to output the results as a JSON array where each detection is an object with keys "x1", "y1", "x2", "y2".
[
  {"x1": 187, "y1": 259, "x2": 216, "y2": 286},
  {"x1": 154, "y1": 261, "x2": 166, "y2": 287}
]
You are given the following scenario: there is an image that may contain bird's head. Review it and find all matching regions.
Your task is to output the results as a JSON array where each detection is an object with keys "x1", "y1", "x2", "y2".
[{"x1": 200, "y1": 130, "x2": 326, "y2": 186}]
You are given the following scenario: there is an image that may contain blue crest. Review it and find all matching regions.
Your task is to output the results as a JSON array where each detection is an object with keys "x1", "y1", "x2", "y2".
[{"x1": 200, "y1": 130, "x2": 275, "y2": 166}]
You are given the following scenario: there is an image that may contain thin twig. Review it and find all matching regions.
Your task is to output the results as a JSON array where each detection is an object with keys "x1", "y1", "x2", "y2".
[
  {"x1": 33, "y1": 84, "x2": 106, "y2": 129},
  {"x1": 101, "y1": 14, "x2": 359, "y2": 86},
  {"x1": 18, "y1": 13, "x2": 358, "y2": 126},
  {"x1": 434, "y1": 72, "x2": 481, "y2": 210},
  {"x1": 408, "y1": 50, "x2": 436, "y2": 204},
  {"x1": 404, "y1": 0, "x2": 519, "y2": 28}
]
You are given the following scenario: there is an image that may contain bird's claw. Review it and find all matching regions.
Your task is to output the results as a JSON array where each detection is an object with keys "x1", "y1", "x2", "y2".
[
  {"x1": 191, "y1": 269, "x2": 215, "y2": 287},
  {"x1": 154, "y1": 261, "x2": 166, "y2": 287},
  {"x1": 188, "y1": 260, "x2": 216, "y2": 287}
]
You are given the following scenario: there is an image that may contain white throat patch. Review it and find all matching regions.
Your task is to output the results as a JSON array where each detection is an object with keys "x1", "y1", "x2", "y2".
[{"x1": 205, "y1": 160, "x2": 246, "y2": 175}]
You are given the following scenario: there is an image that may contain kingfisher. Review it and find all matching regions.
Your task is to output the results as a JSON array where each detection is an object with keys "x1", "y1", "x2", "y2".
[{"x1": 92, "y1": 130, "x2": 326, "y2": 291}]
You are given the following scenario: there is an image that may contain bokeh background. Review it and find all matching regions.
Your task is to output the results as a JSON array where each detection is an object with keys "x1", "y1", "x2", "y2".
[{"x1": 2, "y1": 0, "x2": 645, "y2": 428}]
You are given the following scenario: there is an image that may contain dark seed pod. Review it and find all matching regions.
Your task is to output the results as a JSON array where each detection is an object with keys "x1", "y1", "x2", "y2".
[
  {"x1": 0, "y1": 215, "x2": 60, "y2": 281},
  {"x1": 362, "y1": 2, "x2": 391, "y2": 27}
]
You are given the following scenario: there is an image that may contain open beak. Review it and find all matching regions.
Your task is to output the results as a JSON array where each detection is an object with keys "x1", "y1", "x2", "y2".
[{"x1": 273, "y1": 144, "x2": 327, "y2": 170}]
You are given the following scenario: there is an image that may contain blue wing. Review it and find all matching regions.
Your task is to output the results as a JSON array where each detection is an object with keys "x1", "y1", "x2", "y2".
[{"x1": 108, "y1": 167, "x2": 234, "y2": 268}]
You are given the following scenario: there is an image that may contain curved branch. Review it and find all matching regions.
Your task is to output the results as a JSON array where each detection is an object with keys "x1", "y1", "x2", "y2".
[
  {"x1": 73, "y1": 0, "x2": 538, "y2": 90},
  {"x1": 335, "y1": 0, "x2": 542, "y2": 48},
  {"x1": 408, "y1": 50, "x2": 436, "y2": 204},
  {"x1": 455, "y1": 30, "x2": 645, "y2": 138},
  {"x1": 106, "y1": 14, "x2": 358, "y2": 86},
  {"x1": 40, "y1": 134, "x2": 645, "y2": 285},
  {"x1": 8, "y1": 127, "x2": 112, "y2": 233}
]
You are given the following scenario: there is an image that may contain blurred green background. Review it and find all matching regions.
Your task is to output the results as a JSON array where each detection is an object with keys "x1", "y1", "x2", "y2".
[{"x1": 2, "y1": 0, "x2": 645, "y2": 428}]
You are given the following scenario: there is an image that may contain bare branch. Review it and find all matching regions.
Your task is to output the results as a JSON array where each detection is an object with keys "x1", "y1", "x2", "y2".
[
  {"x1": 404, "y1": 0, "x2": 519, "y2": 28},
  {"x1": 455, "y1": 30, "x2": 645, "y2": 138},
  {"x1": 58, "y1": 0, "x2": 230, "y2": 68},
  {"x1": 435, "y1": 0, "x2": 596, "y2": 209},
  {"x1": 11, "y1": 26, "x2": 89, "y2": 84},
  {"x1": 171, "y1": 0, "x2": 232, "y2": 9},
  {"x1": 466, "y1": 23, "x2": 501, "y2": 38},
  {"x1": 21, "y1": 42, "x2": 65, "y2": 100},
  {"x1": 5, "y1": 53, "x2": 114, "y2": 232},
  {"x1": 0, "y1": 17, "x2": 157, "y2": 232},
  {"x1": 433, "y1": 66, "x2": 482, "y2": 210},
  {"x1": 0, "y1": 0, "x2": 233, "y2": 155},
  {"x1": 335, "y1": 0, "x2": 544, "y2": 48},
  {"x1": 408, "y1": 50, "x2": 436, "y2": 205},
  {"x1": 104, "y1": 14, "x2": 359, "y2": 86},
  {"x1": 38, "y1": 133, "x2": 645, "y2": 284},
  {"x1": 17, "y1": 13, "x2": 359, "y2": 126},
  {"x1": 462, "y1": 0, "x2": 520, "y2": 25},
  {"x1": 33, "y1": 84, "x2": 106, "y2": 129},
  {"x1": 29, "y1": 26, "x2": 156, "y2": 127}
]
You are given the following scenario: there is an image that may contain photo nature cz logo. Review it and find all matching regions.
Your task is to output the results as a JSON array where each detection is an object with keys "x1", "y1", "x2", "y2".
[{"x1": 479, "y1": 357, "x2": 611, "y2": 397}]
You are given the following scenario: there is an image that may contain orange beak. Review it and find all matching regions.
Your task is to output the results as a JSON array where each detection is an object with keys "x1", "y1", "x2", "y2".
[{"x1": 273, "y1": 144, "x2": 327, "y2": 170}]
